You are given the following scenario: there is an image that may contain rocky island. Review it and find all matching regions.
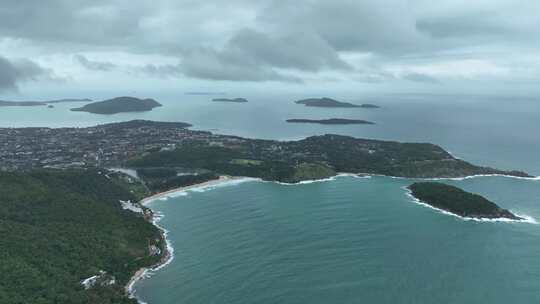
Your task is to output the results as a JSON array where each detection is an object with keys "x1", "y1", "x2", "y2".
[
  {"x1": 71, "y1": 97, "x2": 162, "y2": 114},
  {"x1": 286, "y1": 118, "x2": 375, "y2": 125},
  {"x1": 408, "y1": 182, "x2": 523, "y2": 220},
  {"x1": 212, "y1": 98, "x2": 248, "y2": 103}
]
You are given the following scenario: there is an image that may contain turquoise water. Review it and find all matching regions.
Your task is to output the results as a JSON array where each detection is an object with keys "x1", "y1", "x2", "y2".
[
  {"x1": 138, "y1": 176, "x2": 540, "y2": 304},
  {"x1": 2, "y1": 93, "x2": 540, "y2": 302}
]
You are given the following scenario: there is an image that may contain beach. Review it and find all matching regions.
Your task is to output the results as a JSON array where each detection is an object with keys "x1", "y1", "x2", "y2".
[{"x1": 126, "y1": 175, "x2": 245, "y2": 301}]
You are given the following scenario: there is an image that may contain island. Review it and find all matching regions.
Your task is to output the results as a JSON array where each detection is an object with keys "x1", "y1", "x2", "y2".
[
  {"x1": 212, "y1": 98, "x2": 248, "y2": 103},
  {"x1": 359, "y1": 103, "x2": 380, "y2": 108},
  {"x1": 286, "y1": 118, "x2": 375, "y2": 125},
  {"x1": 407, "y1": 182, "x2": 523, "y2": 220},
  {"x1": 295, "y1": 97, "x2": 361, "y2": 108},
  {"x1": 0, "y1": 98, "x2": 92, "y2": 107},
  {"x1": 71, "y1": 97, "x2": 162, "y2": 114}
]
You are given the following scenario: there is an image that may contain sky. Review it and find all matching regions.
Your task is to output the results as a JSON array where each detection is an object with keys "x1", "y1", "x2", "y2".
[{"x1": 1, "y1": 0, "x2": 540, "y2": 98}]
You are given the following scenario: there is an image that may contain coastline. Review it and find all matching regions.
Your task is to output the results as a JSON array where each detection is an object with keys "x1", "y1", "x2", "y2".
[
  {"x1": 126, "y1": 175, "x2": 250, "y2": 302},
  {"x1": 124, "y1": 171, "x2": 539, "y2": 302},
  {"x1": 139, "y1": 175, "x2": 239, "y2": 206}
]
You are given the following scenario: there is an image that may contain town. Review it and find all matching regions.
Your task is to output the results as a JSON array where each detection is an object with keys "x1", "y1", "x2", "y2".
[{"x1": 0, "y1": 120, "x2": 246, "y2": 171}]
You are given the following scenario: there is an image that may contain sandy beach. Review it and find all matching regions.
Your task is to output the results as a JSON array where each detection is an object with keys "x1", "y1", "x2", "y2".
[
  {"x1": 139, "y1": 175, "x2": 239, "y2": 206},
  {"x1": 126, "y1": 175, "x2": 245, "y2": 301}
]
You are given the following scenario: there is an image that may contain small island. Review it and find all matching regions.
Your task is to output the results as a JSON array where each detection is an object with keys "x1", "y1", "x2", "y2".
[
  {"x1": 0, "y1": 98, "x2": 91, "y2": 107},
  {"x1": 408, "y1": 182, "x2": 522, "y2": 220},
  {"x1": 286, "y1": 118, "x2": 375, "y2": 125},
  {"x1": 295, "y1": 97, "x2": 361, "y2": 108},
  {"x1": 294, "y1": 98, "x2": 380, "y2": 109},
  {"x1": 212, "y1": 98, "x2": 248, "y2": 103},
  {"x1": 359, "y1": 103, "x2": 380, "y2": 108},
  {"x1": 71, "y1": 96, "x2": 162, "y2": 114}
]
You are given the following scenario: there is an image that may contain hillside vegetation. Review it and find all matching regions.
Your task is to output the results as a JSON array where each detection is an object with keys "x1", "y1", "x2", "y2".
[{"x1": 0, "y1": 169, "x2": 164, "y2": 304}]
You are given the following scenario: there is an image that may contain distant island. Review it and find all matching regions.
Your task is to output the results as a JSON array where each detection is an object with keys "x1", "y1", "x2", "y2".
[
  {"x1": 286, "y1": 118, "x2": 375, "y2": 125},
  {"x1": 212, "y1": 98, "x2": 248, "y2": 103},
  {"x1": 185, "y1": 92, "x2": 226, "y2": 95},
  {"x1": 359, "y1": 103, "x2": 380, "y2": 108},
  {"x1": 408, "y1": 182, "x2": 523, "y2": 220},
  {"x1": 0, "y1": 98, "x2": 92, "y2": 107},
  {"x1": 294, "y1": 97, "x2": 379, "y2": 108},
  {"x1": 71, "y1": 96, "x2": 162, "y2": 114}
]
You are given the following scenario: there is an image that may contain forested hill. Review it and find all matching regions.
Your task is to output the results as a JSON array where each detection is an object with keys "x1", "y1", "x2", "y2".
[
  {"x1": 126, "y1": 134, "x2": 531, "y2": 183},
  {"x1": 71, "y1": 97, "x2": 162, "y2": 114},
  {"x1": 0, "y1": 169, "x2": 164, "y2": 304}
]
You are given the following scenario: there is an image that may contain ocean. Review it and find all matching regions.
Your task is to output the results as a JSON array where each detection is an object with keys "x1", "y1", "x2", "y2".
[{"x1": 2, "y1": 93, "x2": 539, "y2": 303}]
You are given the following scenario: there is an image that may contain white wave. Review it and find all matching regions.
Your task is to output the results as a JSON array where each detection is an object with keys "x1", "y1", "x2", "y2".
[
  {"x1": 127, "y1": 208, "x2": 176, "y2": 303},
  {"x1": 363, "y1": 172, "x2": 540, "y2": 182},
  {"x1": 402, "y1": 187, "x2": 537, "y2": 224},
  {"x1": 426, "y1": 174, "x2": 540, "y2": 182},
  {"x1": 183, "y1": 177, "x2": 259, "y2": 193},
  {"x1": 271, "y1": 173, "x2": 372, "y2": 186},
  {"x1": 158, "y1": 191, "x2": 189, "y2": 200}
]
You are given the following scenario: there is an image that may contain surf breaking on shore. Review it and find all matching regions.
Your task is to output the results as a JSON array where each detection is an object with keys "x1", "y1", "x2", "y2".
[
  {"x1": 126, "y1": 173, "x2": 538, "y2": 303},
  {"x1": 126, "y1": 175, "x2": 258, "y2": 303}
]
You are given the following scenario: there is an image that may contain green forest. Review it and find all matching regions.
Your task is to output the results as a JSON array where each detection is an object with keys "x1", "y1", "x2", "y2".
[
  {"x1": 0, "y1": 169, "x2": 164, "y2": 304},
  {"x1": 408, "y1": 182, "x2": 521, "y2": 219}
]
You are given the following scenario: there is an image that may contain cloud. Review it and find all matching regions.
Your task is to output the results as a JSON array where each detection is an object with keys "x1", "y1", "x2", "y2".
[
  {"x1": 1, "y1": 0, "x2": 540, "y2": 89},
  {"x1": 177, "y1": 29, "x2": 349, "y2": 82},
  {"x1": 402, "y1": 73, "x2": 441, "y2": 83},
  {"x1": 0, "y1": 56, "x2": 51, "y2": 91},
  {"x1": 181, "y1": 48, "x2": 301, "y2": 82},
  {"x1": 74, "y1": 54, "x2": 117, "y2": 71},
  {"x1": 135, "y1": 63, "x2": 182, "y2": 78}
]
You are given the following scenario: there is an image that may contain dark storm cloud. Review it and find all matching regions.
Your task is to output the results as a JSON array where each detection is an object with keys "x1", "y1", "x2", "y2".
[
  {"x1": 0, "y1": 56, "x2": 51, "y2": 91},
  {"x1": 74, "y1": 55, "x2": 117, "y2": 71}
]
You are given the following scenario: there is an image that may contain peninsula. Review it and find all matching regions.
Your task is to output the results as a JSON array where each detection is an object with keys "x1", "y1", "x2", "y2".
[
  {"x1": 0, "y1": 121, "x2": 533, "y2": 303},
  {"x1": 408, "y1": 182, "x2": 523, "y2": 220},
  {"x1": 71, "y1": 97, "x2": 162, "y2": 114},
  {"x1": 286, "y1": 118, "x2": 375, "y2": 125},
  {"x1": 212, "y1": 98, "x2": 248, "y2": 103},
  {"x1": 0, "y1": 120, "x2": 530, "y2": 182}
]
